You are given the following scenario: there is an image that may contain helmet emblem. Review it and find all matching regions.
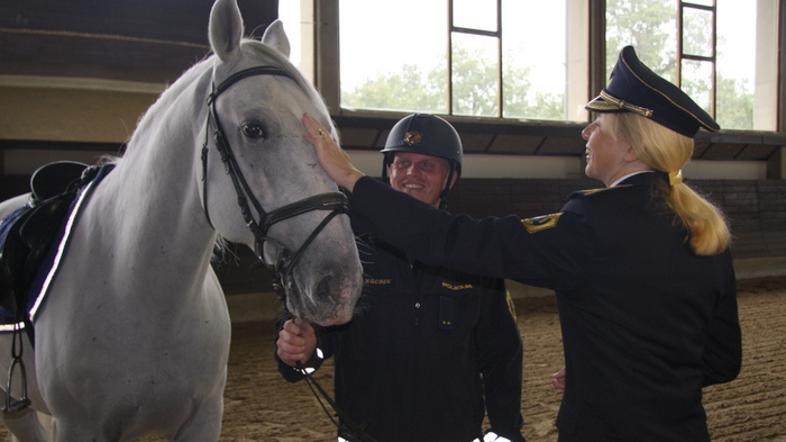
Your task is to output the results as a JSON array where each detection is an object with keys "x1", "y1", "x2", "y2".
[{"x1": 403, "y1": 131, "x2": 422, "y2": 146}]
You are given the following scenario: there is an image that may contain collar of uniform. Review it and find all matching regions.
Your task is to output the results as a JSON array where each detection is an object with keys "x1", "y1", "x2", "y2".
[{"x1": 609, "y1": 170, "x2": 655, "y2": 187}]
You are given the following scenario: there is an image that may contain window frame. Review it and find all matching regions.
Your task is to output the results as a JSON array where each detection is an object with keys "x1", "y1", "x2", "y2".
[
  {"x1": 678, "y1": 1, "x2": 718, "y2": 117},
  {"x1": 448, "y1": 0, "x2": 503, "y2": 117}
]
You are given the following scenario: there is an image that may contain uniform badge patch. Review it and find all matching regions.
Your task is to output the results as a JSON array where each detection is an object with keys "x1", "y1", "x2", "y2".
[
  {"x1": 364, "y1": 278, "x2": 392, "y2": 286},
  {"x1": 521, "y1": 212, "x2": 562, "y2": 234},
  {"x1": 441, "y1": 281, "x2": 473, "y2": 291}
]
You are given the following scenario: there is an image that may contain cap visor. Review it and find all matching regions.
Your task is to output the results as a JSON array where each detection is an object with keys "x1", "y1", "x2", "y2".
[{"x1": 585, "y1": 95, "x2": 625, "y2": 113}]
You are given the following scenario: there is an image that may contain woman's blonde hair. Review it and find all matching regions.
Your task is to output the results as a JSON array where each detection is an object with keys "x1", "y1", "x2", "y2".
[{"x1": 605, "y1": 113, "x2": 731, "y2": 256}]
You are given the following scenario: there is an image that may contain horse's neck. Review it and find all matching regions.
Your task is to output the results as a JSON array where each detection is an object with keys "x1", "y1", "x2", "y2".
[{"x1": 86, "y1": 73, "x2": 216, "y2": 285}]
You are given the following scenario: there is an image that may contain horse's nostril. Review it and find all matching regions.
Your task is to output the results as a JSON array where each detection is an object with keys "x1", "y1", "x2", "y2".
[{"x1": 316, "y1": 275, "x2": 335, "y2": 299}]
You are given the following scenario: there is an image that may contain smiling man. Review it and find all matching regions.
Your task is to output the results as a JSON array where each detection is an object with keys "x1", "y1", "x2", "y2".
[
  {"x1": 276, "y1": 114, "x2": 525, "y2": 442},
  {"x1": 380, "y1": 114, "x2": 461, "y2": 209}
]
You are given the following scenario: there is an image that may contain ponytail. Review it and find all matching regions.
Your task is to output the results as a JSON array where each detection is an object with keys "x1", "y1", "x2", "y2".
[
  {"x1": 668, "y1": 180, "x2": 730, "y2": 255},
  {"x1": 609, "y1": 113, "x2": 731, "y2": 256}
]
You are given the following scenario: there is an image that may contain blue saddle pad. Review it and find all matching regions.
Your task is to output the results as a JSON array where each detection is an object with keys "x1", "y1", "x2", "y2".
[{"x1": 0, "y1": 164, "x2": 114, "y2": 331}]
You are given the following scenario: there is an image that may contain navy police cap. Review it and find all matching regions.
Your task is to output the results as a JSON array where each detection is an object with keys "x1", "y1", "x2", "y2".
[{"x1": 586, "y1": 46, "x2": 720, "y2": 137}]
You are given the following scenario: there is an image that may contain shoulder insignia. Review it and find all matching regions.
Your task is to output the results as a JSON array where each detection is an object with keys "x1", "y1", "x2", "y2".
[
  {"x1": 364, "y1": 277, "x2": 392, "y2": 286},
  {"x1": 572, "y1": 184, "x2": 633, "y2": 198},
  {"x1": 441, "y1": 281, "x2": 473, "y2": 291},
  {"x1": 521, "y1": 212, "x2": 562, "y2": 234}
]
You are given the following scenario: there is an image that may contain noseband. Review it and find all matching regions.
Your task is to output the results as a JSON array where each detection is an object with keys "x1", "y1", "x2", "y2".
[{"x1": 200, "y1": 65, "x2": 348, "y2": 283}]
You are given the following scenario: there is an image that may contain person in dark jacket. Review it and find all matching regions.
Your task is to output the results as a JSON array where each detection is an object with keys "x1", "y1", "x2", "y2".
[
  {"x1": 302, "y1": 46, "x2": 742, "y2": 442},
  {"x1": 276, "y1": 114, "x2": 525, "y2": 442}
]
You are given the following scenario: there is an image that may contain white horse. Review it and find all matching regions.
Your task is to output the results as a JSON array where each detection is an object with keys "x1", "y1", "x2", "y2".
[{"x1": 0, "y1": 0, "x2": 363, "y2": 439}]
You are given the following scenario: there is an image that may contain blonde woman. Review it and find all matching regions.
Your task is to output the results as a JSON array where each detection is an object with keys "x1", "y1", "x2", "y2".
[{"x1": 305, "y1": 46, "x2": 741, "y2": 442}]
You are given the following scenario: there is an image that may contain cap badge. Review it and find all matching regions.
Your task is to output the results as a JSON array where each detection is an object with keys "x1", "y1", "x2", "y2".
[{"x1": 403, "y1": 131, "x2": 422, "y2": 146}]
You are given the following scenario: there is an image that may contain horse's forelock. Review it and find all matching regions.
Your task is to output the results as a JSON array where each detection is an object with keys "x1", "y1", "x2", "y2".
[{"x1": 243, "y1": 39, "x2": 331, "y2": 121}]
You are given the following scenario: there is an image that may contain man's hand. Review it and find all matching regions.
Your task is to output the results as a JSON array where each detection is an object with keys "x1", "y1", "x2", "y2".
[
  {"x1": 551, "y1": 367, "x2": 566, "y2": 391},
  {"x1": 276, "y1": 318, "x2": 317, "y2": 368}
]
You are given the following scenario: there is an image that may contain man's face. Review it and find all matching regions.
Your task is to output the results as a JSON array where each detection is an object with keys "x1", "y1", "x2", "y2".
[{"x1": 387, "y1": 152, "x2": 452, "y2": 208}]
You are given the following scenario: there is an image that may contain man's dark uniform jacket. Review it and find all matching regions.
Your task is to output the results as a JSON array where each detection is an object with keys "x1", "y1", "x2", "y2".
[
  {"x1": 277, "y1": 217, "x2": 525, "y2": 442},
  {"x1": 344, "y1": 172, "x2": 741, "y2": 442}
]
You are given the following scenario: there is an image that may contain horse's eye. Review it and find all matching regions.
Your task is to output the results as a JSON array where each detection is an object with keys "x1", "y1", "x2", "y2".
[{"x1": 240, "y1": 122, "x2": 266, "y2": 139}]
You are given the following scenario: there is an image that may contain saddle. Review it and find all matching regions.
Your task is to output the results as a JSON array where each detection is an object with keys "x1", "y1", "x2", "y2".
[{"x1": 0, "y1": 161, "x2": 93, "y2": 327}]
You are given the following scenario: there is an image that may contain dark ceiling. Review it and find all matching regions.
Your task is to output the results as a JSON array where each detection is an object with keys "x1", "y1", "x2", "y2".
[{"x1": 0, "y1": 0, "x2": 277, "y2": 83}]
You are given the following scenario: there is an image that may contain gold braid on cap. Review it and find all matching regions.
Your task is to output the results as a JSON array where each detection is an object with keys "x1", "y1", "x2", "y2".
[
  {"x1": 668, "y1": 170, "x2": 683, "y2": 186},
  {"x1": 599, "y1": 90, "x2": 654, "y2": 117}
]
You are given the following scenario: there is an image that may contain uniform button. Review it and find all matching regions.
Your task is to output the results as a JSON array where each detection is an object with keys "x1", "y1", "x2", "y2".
[{"x1": 414, "y1": 302, "x2": 421, "y2": 309}]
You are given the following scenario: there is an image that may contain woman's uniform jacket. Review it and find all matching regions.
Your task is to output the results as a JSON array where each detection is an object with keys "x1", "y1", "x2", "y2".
[{"x1": 347, "y1": 172, "x2": 741, "y2": 442}]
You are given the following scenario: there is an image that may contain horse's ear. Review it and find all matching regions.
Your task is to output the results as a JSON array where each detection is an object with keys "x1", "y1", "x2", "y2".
[
  {"x1": 209, "y1": 0, "x2": 244, "y2": 62},
  {"x1": 261, "y1": 19, "x2": 291, "y2": 59}
]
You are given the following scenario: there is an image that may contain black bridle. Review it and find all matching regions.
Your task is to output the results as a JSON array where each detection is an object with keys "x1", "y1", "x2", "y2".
[
  {"x1": 201, "y1": 64, "x2": 375, "y2": 442},
  {"x1": 200, "y1": 65, "x2": 348, "y2": 284}
]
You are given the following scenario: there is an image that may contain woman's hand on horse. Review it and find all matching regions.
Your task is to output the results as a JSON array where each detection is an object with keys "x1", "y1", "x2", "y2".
[
  {"x1": 276, "y1": 318, "x2": 318, "y2": 368},
  {"x1": 302, "y1": 112, "x2": 365, "y2": 192}
]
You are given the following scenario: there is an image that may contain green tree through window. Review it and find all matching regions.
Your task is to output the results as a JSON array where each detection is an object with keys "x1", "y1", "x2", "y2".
[{"x1": 343, "y1": 47, "x2": 563, "y2": 119}]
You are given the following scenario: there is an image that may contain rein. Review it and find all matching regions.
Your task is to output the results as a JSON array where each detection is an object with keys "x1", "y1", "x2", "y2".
[
  {"x1": 200, "y1": 65, "x2": 348, "y2": 283},
  {"x1": 293, "y1": 362, "x2": 378, "y2": 442}
]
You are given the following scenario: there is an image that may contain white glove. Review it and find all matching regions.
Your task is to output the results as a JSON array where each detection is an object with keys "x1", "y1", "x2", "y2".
[{"x1": 482, "y1": 432, "x2": 512, "y2": 442}]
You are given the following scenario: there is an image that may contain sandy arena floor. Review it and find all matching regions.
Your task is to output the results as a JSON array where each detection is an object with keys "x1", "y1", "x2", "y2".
[{"x1": 2, "y1": 277, "x2": 785, "y2": 441}]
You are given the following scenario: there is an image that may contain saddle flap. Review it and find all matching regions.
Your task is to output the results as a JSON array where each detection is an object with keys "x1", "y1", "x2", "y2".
[
  {"x1": 30, "y1": 161, "x2": 89, "y2": 204},
  {"x1": 0, "y1": 208, "x2": 35, "y2": 313},
  {"x1": 18, "y1": 196, "x2": 74, "y2": 281},
  {"x1": 0, "y1": 162, "x2": 88, "y2": 317}
]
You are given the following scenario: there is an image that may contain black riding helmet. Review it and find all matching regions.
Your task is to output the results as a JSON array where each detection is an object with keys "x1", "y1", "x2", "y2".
[{"x1": 381, "y1": 114, "x2": 463, "y2": 209}]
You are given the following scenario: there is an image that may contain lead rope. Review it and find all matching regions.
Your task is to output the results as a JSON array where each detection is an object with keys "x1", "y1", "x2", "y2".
[
  {"x1": 273, "y1": 289, "x2": 376, "y2": 442},
  {"x1": 295, "y1": 364, "x2": 377, "y2": 442}
]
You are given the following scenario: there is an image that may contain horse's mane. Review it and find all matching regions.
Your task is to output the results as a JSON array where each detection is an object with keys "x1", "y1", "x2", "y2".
[{"x1": 123, "y1": 56, "x2": 212, "y2": 154}]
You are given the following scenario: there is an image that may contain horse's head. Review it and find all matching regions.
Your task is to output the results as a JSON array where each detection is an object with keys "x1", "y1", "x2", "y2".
[{"x1": 201, "y1": 0, "x2": 362, "y2": 326}]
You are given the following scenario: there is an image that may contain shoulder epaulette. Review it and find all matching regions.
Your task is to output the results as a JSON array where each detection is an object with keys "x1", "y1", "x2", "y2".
[
  {"x1": 570, "y1": 184, "x2": 632, "y2": 198},
  {"x1": 520, "y1": 212, "x2": 562, "y2": 233}
]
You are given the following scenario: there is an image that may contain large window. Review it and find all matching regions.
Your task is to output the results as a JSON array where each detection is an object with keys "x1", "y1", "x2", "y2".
[
  {"x1": 278, "y1": 0, "x2": 314, "y2": 85},
  {"x1": 339, "y1": 0, "x2": 449, "y2": 114},
  {"x1": 606, "y1": 0, "x2": 778, "y2": 131},
  {"x1": 338, "y1": 0, "x2": 588, "y2": 121},
  {"x1": 286, "y1": 1, "x2": 778, "y2": 132},
  {"x1": 718, "y1": 0, "x2": 778, "y2": 131}
]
